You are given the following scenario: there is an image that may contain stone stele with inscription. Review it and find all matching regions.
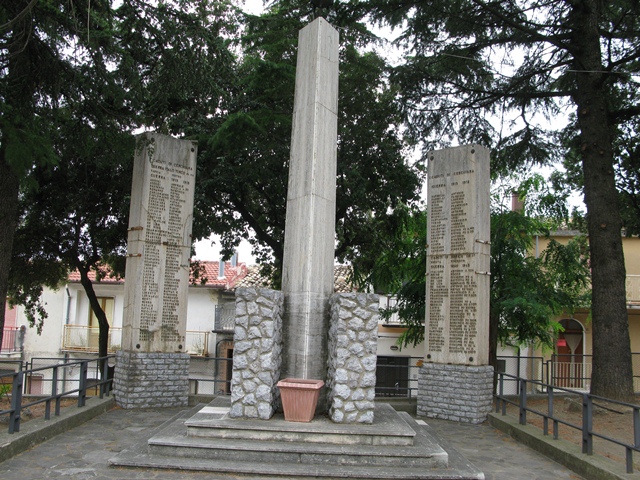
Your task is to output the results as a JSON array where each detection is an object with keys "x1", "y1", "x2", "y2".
[
  {"x1": 122, "y1": 132, "x2": 198, "y2": 353},
  {"x1": 425, "y1": 145, "x2": 490, "y2": 366}
]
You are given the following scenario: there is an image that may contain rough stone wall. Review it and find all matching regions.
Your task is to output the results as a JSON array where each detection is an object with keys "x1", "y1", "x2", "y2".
[
  {"x1": 114, "y1": 351, "x2": 189, "y2": 409},
  {"x1": 417, "y1": 363, "x2": 493, "y2": 424},
  {"x1": 230, "y1": 287, "x2": 284, "y2": 419},
  {"x1": 326, "y1": 293, "x2": 379, "y2": 423}
]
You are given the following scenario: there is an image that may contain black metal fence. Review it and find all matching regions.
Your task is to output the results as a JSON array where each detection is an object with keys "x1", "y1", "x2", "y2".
[
  {"x1": 374, "y1": 356, "x2": 422, "y2": 398},
  {"x1": 187, "y1": 355, "x2": 423, "y2": 398},
  {"x1": 0, "y1": 355, "x2": 114, "y2": 434},
  {"x1": 495, "y1": 371, "x2": 640, "y2": 474},
  {"x1": 497, "y1": 353, "x2": 640, "y2": 395},
  {"x1": 189, "y1": 356, "x2": 234, "y2": 395}
]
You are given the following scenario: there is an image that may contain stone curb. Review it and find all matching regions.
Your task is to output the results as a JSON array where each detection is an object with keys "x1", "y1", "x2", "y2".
[
  {"x1": 0, "y1": 395, "x2": 115, "y2": 464},
  {"x1": 488, "y1": 412, "x2": 640, "y2": 480}
]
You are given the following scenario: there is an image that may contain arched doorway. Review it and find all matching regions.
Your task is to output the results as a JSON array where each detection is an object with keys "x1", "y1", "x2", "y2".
[{"x1": 554, "y1": 319, "x2": 585, "y2": 389}]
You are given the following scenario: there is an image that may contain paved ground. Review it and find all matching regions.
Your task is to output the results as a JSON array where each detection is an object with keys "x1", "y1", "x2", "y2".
[
  {"x1": 0, "y1": 405, "x2": 584, "y2": 480},
  {"x1": 425, "y1": 417, "x2": 584, "y2": 480}
]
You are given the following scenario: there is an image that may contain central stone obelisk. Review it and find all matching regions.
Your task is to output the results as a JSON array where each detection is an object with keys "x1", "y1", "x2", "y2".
[{"x1": 281, "y1": 17, "x2": 339, "y2": 395}]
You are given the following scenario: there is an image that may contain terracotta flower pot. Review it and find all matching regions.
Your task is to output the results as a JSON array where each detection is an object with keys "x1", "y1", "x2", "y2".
[{"x1": 276, "y1": 378, "x2": 324, "y2": 422}]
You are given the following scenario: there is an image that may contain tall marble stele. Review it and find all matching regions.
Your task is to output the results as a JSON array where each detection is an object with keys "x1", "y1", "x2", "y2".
[
  {"x1": 114, "y1": 133, "x2": 198, "y2": 409},
  {"x1": 419, "y1": 145, "x2": 494, "y2": 424},
  {"x1": 280, "y1": 17, "x2": 339, "y2": 408}
]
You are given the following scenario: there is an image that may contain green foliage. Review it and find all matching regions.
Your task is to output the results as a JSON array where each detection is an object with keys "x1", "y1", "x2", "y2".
[
  {"x1": 0, "y1": 383, "x2": 10, "y2": 397},
  {"x1": 490, "y1": 211, "x2": 590, "y2": 351},
  {"x1": 2, "y1": 0, "x2": 238, "y2": 354},
  {"x1": 359, "y1": 206, "x2": 427, "y2": 348},
  {"x1": 349, "y1": 0, "x2": 639, "y2": 161},
  {"x1": 8, "y1": 120, "x2": 135, "y2": 335},
  {"x1": 365, "y1": 180, "x2": 591, "y2": 354},
  {"x1": 193, "y1": 5, "x2": 420, "y2": 283},
  {"x1": 345, "y1": 0, "x2": 638, "y2": 400}
]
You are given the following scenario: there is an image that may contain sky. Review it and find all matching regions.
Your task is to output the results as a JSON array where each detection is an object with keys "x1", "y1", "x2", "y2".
[{"x1": 193, "y1": 236, "x2": 255, "y2": 264}]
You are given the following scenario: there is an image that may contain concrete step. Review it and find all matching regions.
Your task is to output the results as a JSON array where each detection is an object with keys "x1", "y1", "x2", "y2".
[
  {"x1": 113, "y1": 453, "x2": 483, "y2": 480},
  {"x1": 149, "y1": 411, "x2": 446, "y2": 468},
  {"x1": 185, "y1": 403, "x2": 416, "y2": 447},
  {"x1": 109, "y1": 400, "x2": 485, "y2": 479}
]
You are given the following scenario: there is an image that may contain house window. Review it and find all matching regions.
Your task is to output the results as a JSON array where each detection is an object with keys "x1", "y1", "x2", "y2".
[{"x1": 88, "y1": 297, "x2": 114, "y2": 327}]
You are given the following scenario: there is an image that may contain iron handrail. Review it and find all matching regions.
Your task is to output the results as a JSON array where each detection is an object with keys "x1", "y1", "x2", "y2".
[
  {"x1": 0, "y1": 355, "x2": 114, "y2": 434},
  {"x1": 496, "y1": 371, "x2": 640, "y2": 473}
]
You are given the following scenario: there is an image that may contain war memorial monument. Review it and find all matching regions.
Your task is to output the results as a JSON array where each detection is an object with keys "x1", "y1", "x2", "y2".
[
  {"x1": 111, "y1": 15, "x2": 490, "y2": 480},
  {"x1": 114, "y1": 133, "x2": 198, "y2": 409}
]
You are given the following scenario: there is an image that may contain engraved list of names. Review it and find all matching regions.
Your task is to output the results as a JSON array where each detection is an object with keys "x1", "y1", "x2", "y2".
[
  {"x1": 425, "y1": 145, "x2": 490, "y2": 366},
  {"x1": 122, "y1": 133, "x2": 197, "y2": 353}
]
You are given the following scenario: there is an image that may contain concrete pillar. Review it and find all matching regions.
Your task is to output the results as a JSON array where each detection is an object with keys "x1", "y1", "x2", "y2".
[{"x1": 281, "y1": 17, "x2": 339, "y2": 387}]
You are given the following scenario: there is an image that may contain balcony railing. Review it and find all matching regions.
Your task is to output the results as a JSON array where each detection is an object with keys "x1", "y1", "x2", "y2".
[
  {"x1": 0, "y1": 355, "x2": 113, "y2": 434},
  {"x1": 62, "y1": 325, "x2": 211, "y2": 356},
  {"x1": 62, "y1": 325, "x2": 122, "y2": 352},
  {"x1": 1, "y1": 327, "x2": 23, "y2": 354}
]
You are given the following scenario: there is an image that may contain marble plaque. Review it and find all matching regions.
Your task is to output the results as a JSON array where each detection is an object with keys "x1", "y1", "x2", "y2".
[
  {"x1": 425, "y1": 145, "x2": 490, "y2": 365},
  {"x1": 122, "y1": 133, "x2": 197, "y2": 353}
]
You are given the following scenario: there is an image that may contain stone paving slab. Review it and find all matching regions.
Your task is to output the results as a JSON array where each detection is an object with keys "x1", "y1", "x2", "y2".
[{"x1": 0, "y1": 401, "x2": 585, "y2": 480}]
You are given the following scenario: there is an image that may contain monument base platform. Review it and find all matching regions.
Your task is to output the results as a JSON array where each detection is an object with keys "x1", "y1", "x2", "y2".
[
  {"x1": 110, "y1": 397, "x2": 484, "y2": 479},
  {"x1": 113, "y1": 351, "x2": 189, "y2": 409},
  {"x1": 418, "y1": 363, "x2": 493, "y2": 424}
]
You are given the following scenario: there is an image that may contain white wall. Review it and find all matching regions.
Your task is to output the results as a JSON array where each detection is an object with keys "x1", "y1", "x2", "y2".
[
  {"x1": 186, "y1": 287, "x2": 220, "y2": 332},
  {"x1": 376, "y1": 333, "x2": 423, "y2": 358},
  {"x1": 17, "y1": 282, "x2": 224, "y2": 360},
  {"x1": 20, "y1": 286, "x2": 67, "y2": 360}
]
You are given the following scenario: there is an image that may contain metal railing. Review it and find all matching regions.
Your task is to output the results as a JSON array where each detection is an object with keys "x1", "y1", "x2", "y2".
[
  {"x1": 627, "y1": 275, "x2": 640, "y2": 302},
  {"x1": 187, "y1": 356, "x2": 423, "y2": 398},
  {"x1": 185, "y1": 331, "x2": 211, "y2": 356},
  {"x1": 0, "y1": 355, "x2": 114, "y2": 434},
  {"x1": 62, "y1": 325, "x2": 122, "y2": 352},
  {"x1": 495, "y1": 371, "x2": 640, "y2": 473},
  {"x1": 548, "y1": 356, "x2": 592, "y2": 390},
  {"x1": 189, "y1": 356, "x2": 233, "y2": 395},
  {"x1": 378, "y1": 296, "x2": 402, "y2": 325},
  {"x1": 497, "y1": 354, "x2": 640, "y2": 394},
  {"x1": 374, "y1": 357, "x2": 421, "y2": 398},
  {"x1": 1, "y1": 327, "x2": 23, "y2": 354}
]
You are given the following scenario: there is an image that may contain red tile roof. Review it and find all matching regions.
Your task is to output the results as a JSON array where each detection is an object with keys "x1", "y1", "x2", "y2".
[
  {"x1": 192, "y1": 261, "x2": 248, "y2": 290},
  {"x1": 68, "y1": 265, "x2": 122, "y2": 284},
  {"x1": 68, "y1": 260, "x2": 248, "y2": 290},
  {"x1": 237, "y1": 264, "x2": 356, "y2": 292}
]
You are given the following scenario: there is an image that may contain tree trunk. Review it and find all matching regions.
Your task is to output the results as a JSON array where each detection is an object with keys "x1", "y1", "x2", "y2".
[
  {"x1": 78, "y1": 266, "x2": 110, "y2": 377},
  {"x1": 0, "y1": 1, "x2": 33, "y2": 352},
  {"x1": 571, "y1": 0, "x2": 634, "y2": 401},
  {"x1": 0, "y1": 155, "x2": 20, "y2": 350}
]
